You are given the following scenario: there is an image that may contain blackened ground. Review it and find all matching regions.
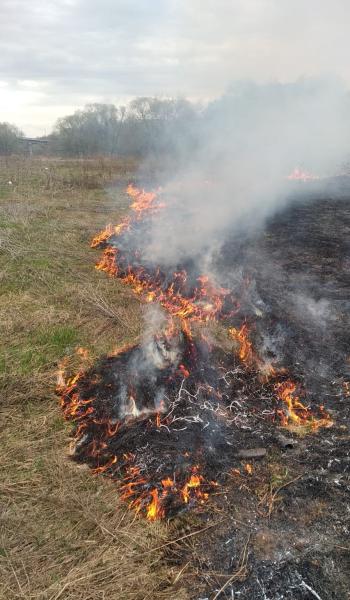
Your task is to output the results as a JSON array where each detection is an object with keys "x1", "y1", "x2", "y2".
[
  {"x1": 177, "y1": 189, "x2": 350, "y2": 599},
  {"x1": 219, "y1": 186, "x2": 350, "y2": 398},
  {"x1": 64, "y1": 336, "x2": 293, "y2": 517},
  {"x1": 176, "y1": 395, "x2": 349, "y2": 600},
  {"x1": 62, "y1": 187, "x2": 350, "y2": 599}
]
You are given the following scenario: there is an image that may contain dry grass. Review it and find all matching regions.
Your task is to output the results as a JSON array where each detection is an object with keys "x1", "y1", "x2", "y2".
[{"x1": 0, "y1": 157, "x2": 189, "y2": 599}]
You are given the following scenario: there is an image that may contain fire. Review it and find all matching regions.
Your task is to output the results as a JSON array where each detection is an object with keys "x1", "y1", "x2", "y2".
[
  {"x1": 90, "y1": 185, "x2": 163, "y2": 249},
  {"x1": 244, "y1": 463, "x2": 253, "y2": 475},
  {"x1": 96, "y1": 258, "x2": 234, "y2": 323},
  {"x1": 181, "y1": 474, "x2": 202, "y2": 503},
  {"x1": 275, "y1": 380, "x2": 332, "y2": 431},
  {"x1": 58, "y1": 342, "x2": 214, "y2": 520},
  {"x1": 146, "y1": 489, "x2": 161, "y2": 520},
  {"x1": 93, "y1": 185, "x2": 238, "y2": 325},
  {"x1": 229, "y1": 324, "x2": 253, "y2": 365},
  {"x1": 120, "y1": 462, "x2": 211, "y2": 520},
  {"x1": 228, "y1": 324, "x2": 275, "y2": 378},
  {"x1": 228, "y1": 326, "x2": 332, "y2": 429},
  {"x1": 287, "y1": 167, "x2": 319, "y2": 182},
  {"x1": 57, "y1": 182, "x2": 334, "y2": 522},
  {"x1": 127, "y1": 184, "x2": 165, "y2": 214},
  {"x1": 95, "y1": 247, "x2": 118, "y2": 276}
]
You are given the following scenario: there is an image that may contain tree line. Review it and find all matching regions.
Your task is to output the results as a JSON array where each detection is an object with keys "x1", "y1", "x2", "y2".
[
  {"x1": 0, "y1": 97, "x2": 200, "y2": 158},
  {"x1": 2, "y1": 80, "x2": 350, "y2": 166}
]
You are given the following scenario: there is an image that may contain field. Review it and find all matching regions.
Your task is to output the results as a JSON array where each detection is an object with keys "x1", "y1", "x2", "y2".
[
  {"x1": 0, "y1": 157, "x2": 189, "y2": 600},
  {"x1": 1, "y1": 157, "x2": 349, "y2": 600}
]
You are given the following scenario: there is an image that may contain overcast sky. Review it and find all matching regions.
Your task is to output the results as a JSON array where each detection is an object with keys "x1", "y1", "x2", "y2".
[{"x1": 1, "y1": 0, "x2": 350, "y2": 135}]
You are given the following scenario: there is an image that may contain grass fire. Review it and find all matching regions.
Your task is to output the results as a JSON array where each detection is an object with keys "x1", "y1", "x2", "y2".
[
  {"x1": 2, "y1": 156, "x2": 350, "y2": 600},
  {"x1": 58, "y1": 182, "x2": 336, "y2": 527},
  {"x1": 3, "y1": 5, "x2": 350, "y2": 597}
]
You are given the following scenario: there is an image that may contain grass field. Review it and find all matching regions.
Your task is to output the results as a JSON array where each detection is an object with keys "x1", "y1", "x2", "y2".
[{"x1": 0, "y1": 157, "x2": 189, "y2": 600}]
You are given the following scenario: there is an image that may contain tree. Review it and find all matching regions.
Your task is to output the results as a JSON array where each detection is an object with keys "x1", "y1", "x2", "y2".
[
  {"x1": 0, "y1": 122, "x2": 23, "y2": 155},
  {"x1": 54, "y1": 104, "x2": 121, "y2": 156},
  {"x1": 53, "y1": 98, "x2": 200, "y2": 158}
]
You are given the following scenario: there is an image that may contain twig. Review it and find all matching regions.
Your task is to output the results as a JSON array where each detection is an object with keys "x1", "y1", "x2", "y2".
[
  {"x1": 173, "y1": 560, "x2": 191, "y2": 584},
  {"x1": 144, "y1": 519, "x2": 225, "y2": 554},
  {"x1": 258, "y1": 474, "x2": 303, "y2": 518},
  {"x1": 212, "y1": 534, "x2": 250, "y2": 600},
  {"x1": 300, "y1": 581, "x2": 323, "y2": 600}
]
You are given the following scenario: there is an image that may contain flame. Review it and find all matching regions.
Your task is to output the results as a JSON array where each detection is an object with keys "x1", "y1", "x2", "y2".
[
  {"x1": 229, "y1": 326, "x2": 332, "y2": 430},
  {"x1": 229, "y1": 324, "x2": 253, "y2": 365},
  {"x1": 181, "y1": 474, "x2": 202, "y2": 503},
  {"x1": 93, "y1": 185, "x2": 238, "y2": 325},
  {"x1": 287, "y1": 167, "x2": 319, "y2": 182},
  {"x1": 95, "y1": 247, "x2": 118, "y2": 276},
  {"x1": 275, "y1": 380, "x2": 332, "y2": 431},
  {"x1": 146, "y1": 489, "x2": 161, "y2": 520},
  {"x1": 57, "y1": 182, "x2": 334, "y2": 522},
  {"x1": 120, "y1": 462, "x2": 211, "y2": 520},
  {"x1": 228, "y1": 324, "x2": 275, "y2": 378}
]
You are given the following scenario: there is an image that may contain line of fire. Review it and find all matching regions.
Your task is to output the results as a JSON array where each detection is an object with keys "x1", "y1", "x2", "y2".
[{"x1": 56, "y1": 173, "x2": 350, "y2": 529}]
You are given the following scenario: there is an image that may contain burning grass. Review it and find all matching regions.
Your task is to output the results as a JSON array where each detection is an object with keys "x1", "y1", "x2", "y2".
[
  {"x1": 56, "y1": 178, "x2": 350, "y2": 599},
  {"x1": 57, "y1": 183, "x2": 334, "y2": 523},
  {"x1": 0, "y1": 157, "x2": 188, "y2": 600},
  {"x1": 2, "y1": 160, "x2": 350, "y2": 599}
]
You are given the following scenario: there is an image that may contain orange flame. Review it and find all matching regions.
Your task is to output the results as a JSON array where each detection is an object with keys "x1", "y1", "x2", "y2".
[
  {"x1": 275, "y1": 380, "x2": 333, "y2": 430},
  {"x1": 229, "y1": 324, "x2": 253, "y2": 365},
  {"x1": 287, "y1": 167, "x2": 319, "y2": 182},
  {"x1": 58, "y1": 181, "x2": 334, "y2": 522},
  {"x1": 228, "y1": 324, "x2": 275, "y2": 378},
  {"x1": 146, "y1": 489, "x2": 162, "y2": 521},
  {"x1": 244, "y1": 463, "x2": 253, "y2": 475},
  {"x1": 93, "y1": 186, "x2": 236, "y2": 325}
]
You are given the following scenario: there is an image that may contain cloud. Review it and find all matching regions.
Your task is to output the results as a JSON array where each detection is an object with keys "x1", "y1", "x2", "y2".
[{"x1": 1, "y1": 0, "x2": 350, "y2": 134}]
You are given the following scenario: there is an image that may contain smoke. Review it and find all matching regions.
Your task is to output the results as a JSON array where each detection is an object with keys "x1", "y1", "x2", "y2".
[
  {"x1": 118, "y1": 305, "x2": 182, "y2": 418},
  {"x1": 141, "y1": 77, "x2": 350, "y2": 268},
  {"x1": 128, "y1": 77, "x2": 350, "y2": 394}
]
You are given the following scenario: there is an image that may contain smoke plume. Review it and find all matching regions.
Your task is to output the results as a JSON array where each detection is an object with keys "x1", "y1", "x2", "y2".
[{"x1": 141, "y1": 77, "x2": 350, "y2": 267}]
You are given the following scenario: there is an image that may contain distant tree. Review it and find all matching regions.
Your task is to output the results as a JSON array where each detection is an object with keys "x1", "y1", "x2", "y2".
[
  {"x1": 0, "y1": 122, "x2": 23, "y2": 155},
  {"x1": 54, "y1": 104, "x2": 121, "y2": 156},
  {"x1": 52, "y1": 98, "x2": 200, "y2": 158},
  {"x1": 127, "y1": 97, "x2": 199, "y2": 157}
]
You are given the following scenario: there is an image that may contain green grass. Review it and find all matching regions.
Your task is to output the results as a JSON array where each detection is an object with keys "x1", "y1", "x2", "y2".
[
  {"x1": 3, "y1": 324, "x2": 79, "y2": 375},
  {"x1": 31, "y1": 324, "x2": 79, "y2": 350}
]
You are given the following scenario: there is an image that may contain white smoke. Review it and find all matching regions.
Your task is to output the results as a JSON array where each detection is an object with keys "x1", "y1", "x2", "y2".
[{"x1": 142, "y1": 77, "x2": 350, "y2": 268}]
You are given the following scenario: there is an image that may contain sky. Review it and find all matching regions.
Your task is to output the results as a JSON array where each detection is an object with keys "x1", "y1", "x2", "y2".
[{"x1": 1, "y1": 0, "x2": 350, "y2": 136}]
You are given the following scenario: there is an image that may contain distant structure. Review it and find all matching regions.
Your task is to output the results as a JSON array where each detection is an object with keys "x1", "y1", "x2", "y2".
[{"x1": 18, "y1": 137, "x2": 49, "y2": 156}]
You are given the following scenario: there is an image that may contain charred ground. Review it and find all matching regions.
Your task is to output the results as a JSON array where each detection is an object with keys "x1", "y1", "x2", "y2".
[
  {"x1": 60, "y1": 181, "x2": 350, "y2": 598},
  {"x1": 181, "y1": 186, "x2": 350, "y2": 599}
]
